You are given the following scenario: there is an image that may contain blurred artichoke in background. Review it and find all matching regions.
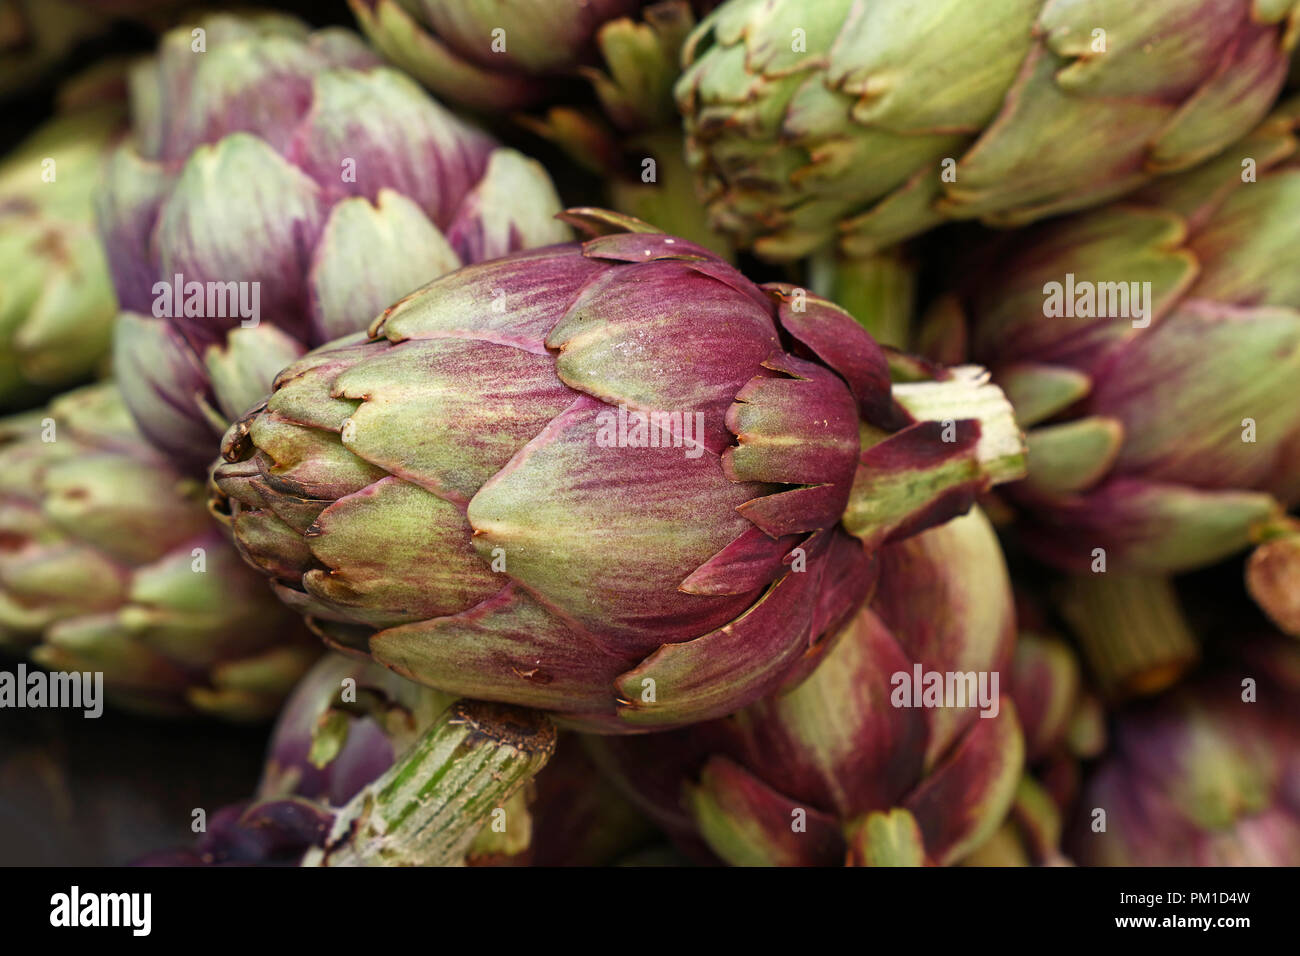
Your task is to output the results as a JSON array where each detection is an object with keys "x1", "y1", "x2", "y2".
[
  {"x1": 925, "y1": 100, "x2": 1300, "y2": 578},
  {"x1": 351, "y1": 0, "x2": 729, "y2": 253},
  {"x1": 211, "y1": 208, "x2": 1026, "y2": 732},
  {"x1": 677, "y1": 0, "x2": 1299, "y2": 260},
  {"x1": 98, "y1": 11, "x2": 569, "y2": 472},
  {"x1": 1070, "y1": 636, "x2": 1300, "y2": 866},
  {"x1": 920, "y1": 99, "x2": 1300, "y2": 693},
  {"x1": 591, "y1": 507, "x2": 1025, "y2": 866},
  {"x1": 0, "y1": 382, "x2": 316, "y2": 719},
  {"x1": 349, "y1": 0, "x2": 650, "y2": 110},
  {"x1": 0, "y1": 0, "x2": 113, "y2": 97},
  {"x1": 0, "y1": 64, "x2": 123, "y2": 410},
  {"x1": 963, "y1": 621, "x2": 1105, "y2": 866}
]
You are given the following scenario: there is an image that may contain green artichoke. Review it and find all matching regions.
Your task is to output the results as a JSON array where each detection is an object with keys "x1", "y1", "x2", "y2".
[
  {"x1": 0, "y1": 382, "x2": 317, "y2": 719},
  {"x1": 590, "y1": 507, "x2": 1024, "y2": 866},
  {"x1": 1070, "y1": 637, "x2": 1300, "y2": 866},
  {"x1": 0, "y1": 70, "x2": 122, "y2": 410},
  {"x1": 97, "y1": 11, "x2": 568, "y2": 472},
  {"x1": 677, "y1": 0, "x2": 1300, "y2": 260},
  {"x1": 210, "y1": 208, "x2": 1026, "y2": 733}
]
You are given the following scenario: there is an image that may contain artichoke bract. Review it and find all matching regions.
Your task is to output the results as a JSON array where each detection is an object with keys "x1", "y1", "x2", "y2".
[
  {"x1": 1070, "y1": 638, "x2": 1300, "y2": 866},
  {"x1": 677, "y1": 0, "x2": 1300, "y2": 260},
  {"x1": 97, "y1": 12, "x2": 569, "y2": 472},
  {"x1": 925, "y1": 99, "x2": 1300, "y2": 578},
  {"x1": 0, "y1": 69, "x2": 123, "y2": 410},
  {"x1": 0, "y1": 382, "x2": 317, "y2": 719},
  {"x1": 210, "y1": 209, "x2": 1026, "y2": 733},
  {"x1": 590, "y1": 508, "x2": 1024, "y2": 865}
]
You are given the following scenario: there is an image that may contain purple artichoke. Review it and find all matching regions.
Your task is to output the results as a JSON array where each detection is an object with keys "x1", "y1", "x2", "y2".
[
  {"x1": 677, "y1": 0, "x2": 1300, "y2": 261},
  {"x1": 97, "y1": 12, "x2": 569, "y2": 472},
  {"x1": 351, "y1": 0, "x2": 730, "y2": 253},
  {"x1": 963, "y1": 619, "x2": 1106, "y2": 866},
  {"x1": 0, "y1": 382, "x2": 317, "y2": 719},
  {"x1": 925, "y1": 100, "x2": 1300, "y2": 577},
  {"x1": 1070, "y1": 637, "x2": 1300, "y2": 866},
  {"x1": 590, "y1": 507, "x2": 1024, "y2": 866},
  {"x1": 210, "y1": 208, "x2": 1026, "y2": 733}
]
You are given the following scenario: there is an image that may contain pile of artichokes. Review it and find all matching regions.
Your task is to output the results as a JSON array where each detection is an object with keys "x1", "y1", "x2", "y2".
[{"x1": 1, "y1": 0, "x2": 1297, "y2": 870}]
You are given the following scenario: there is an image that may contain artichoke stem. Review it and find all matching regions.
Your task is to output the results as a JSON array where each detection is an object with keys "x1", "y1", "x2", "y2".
[
  {"x1": 808, "y1": 250, "x2": 916, "y2": 349},
  {"x1": 842, "y1": 366, "x2": 1026, "y2": 547},
  {"x1": 1056, "y1": 574, "x2": 1200, "y2": 700},
  {"x1": 302, "y1": 700, "x2": 556, "y2": 867}
]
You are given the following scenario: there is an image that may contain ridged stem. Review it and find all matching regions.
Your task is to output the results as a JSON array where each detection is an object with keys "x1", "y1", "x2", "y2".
[
  {"x1": 302, "y1": 700, "x2": 556, "y2": 867},
  {"x1": 808, "y1": 250, "x2": 916, "y2": 349},
  {"x1": 1056, "y1": 574, "x2": 1200, "y2": 700}
]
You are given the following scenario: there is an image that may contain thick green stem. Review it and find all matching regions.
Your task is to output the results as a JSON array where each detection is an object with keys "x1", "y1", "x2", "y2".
[
  {"x1": 302, "y1": 700, "x2": 556, "y2": 867},
  {"x1": 808, "y1": 250, "x2": 916, "y2": 349},
  {"x1": 1056, "y1": 574, "x2": 1200, "y2": 700},
  {"x1": 842, "y1": 366, "x2": 1027, "y2": 547},
  {"x1": 610, "y1": 129, "x2": 733, "y2": 257}
]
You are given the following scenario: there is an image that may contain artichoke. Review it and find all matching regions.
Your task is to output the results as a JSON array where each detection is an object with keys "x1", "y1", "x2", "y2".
[
  {"x1": 1070, "y1": 637, "x2": 1300, "y2": 866},
  {"x1": 589, "y1": 507, "x2": 1024, "y2": 865},
  {"x1": 349, "y1": 0, "x2": 653, "y2": 111},
  {"x1": 210, "y1": 208, "x2": 1026, "y2": 733},
  {"x1": 97, "y1": 11, "x2": 569, "y2": 472},
  {"x1": 919, "y1": 100, "x2": 1300, "y2": 691},
  {"x1": 676, "y1": 0, "x2": 1300, "y2": 260},
  {"x1": 0, "y1": 382, "x2": 317, "y2": 719},
  {"x1": 963, "y1": 622, "x2": 1105, "y2": 866},
  {"x1": 0, "y1": 66, "x2": 123, "y2": 410},
  {"x1": 351, "y1": 0, "x2": 730, "y2": 253},
  {"x1": 924, "y1": 101, "x2": 1300, "y2": 577}
]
